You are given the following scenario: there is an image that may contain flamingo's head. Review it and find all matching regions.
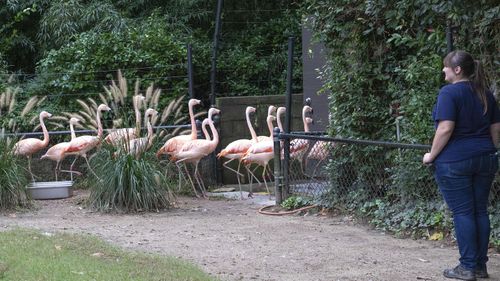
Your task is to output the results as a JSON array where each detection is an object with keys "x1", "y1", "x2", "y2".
[
  {"x1": 40, "y1": 111, "x2": 52, "y2": 119},
  {"x1": 277, "y1": 107, "x2": 286, "y2": 118},
  {"x1": 267, "y1": 105, "x2": 277, "y2": 116},
  {"x1": 69, "y1": 117, "x2": 80, "y2": 125},
  {"x1": 188, "y1": 99, "x2": 202, "y2": 107},
  {"x1": 246, "y1": 106, "x2": 256, "y2": 115},
  {"x1": 98, "y1": 104, "x2": 112, "y2": 112},
  {"x1": 208, "y1": 107, "x2": 220, "y2": 120},
  {"x1": 145, "y1": 108, "x2": 158, "y2": 117},
  {"x1": 305, "y1": 117, "x2": 313, "y2": 125}
]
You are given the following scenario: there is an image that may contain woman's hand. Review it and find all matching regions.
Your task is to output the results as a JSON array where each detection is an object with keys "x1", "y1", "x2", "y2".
[{"x1": 423, "y1": 153, "x2": 433, "y2": 164}]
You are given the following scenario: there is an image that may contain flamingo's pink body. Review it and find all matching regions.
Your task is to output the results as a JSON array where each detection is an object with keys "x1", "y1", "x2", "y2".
[
  {"x1": 105, "y1": 95, "x2": 145, "y2": 145},
  {"x1": 290, "y1": 106, "x2": 313, "y2": 159},
  {"x1": 14, "y1": 111, "x2": 52, "y2": 181},
  {"x1": 41, "y1": 117, "x2": 80, "y2": 181},
  {"x1": 156, "y1": 99, "x2": 201, "y2": 158},
  {"x1": 241, "y1": 115, "x2": 276, "y2": 196},
  {"x1": 176, "y1": 108, "x2": 220, "y2": 197},
  {"x1": 64, "y1": 104, "x2": 111, "y2": 178}
]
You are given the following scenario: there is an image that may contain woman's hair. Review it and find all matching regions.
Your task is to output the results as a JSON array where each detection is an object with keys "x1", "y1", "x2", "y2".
[{"x1": 443, "y1": 50, "x2": 490, "y2": 114}]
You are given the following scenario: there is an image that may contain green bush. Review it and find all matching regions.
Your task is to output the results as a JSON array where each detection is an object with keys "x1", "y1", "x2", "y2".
[
  {"x1": 0, "y1": 137, "x2": 30, "y2": 210},
  {"x1": 280, "y1": 196, "x2": 312, "y2": 210},
  {"x1": 86, "y1": 144, "x2": 174, "y2": 213},
  {"x1": 305, "y1": 0, "x2": 499, "y2": 240}
]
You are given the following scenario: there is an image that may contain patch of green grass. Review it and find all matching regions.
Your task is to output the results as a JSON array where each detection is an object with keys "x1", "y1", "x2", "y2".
[{"x1": 0, "y1": 228, "x2": 217, "y2": 281}]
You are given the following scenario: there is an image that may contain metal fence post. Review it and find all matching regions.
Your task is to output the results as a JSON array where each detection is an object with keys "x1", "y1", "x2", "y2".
[
  {"x1": 446, "y1": 21, "x2": 454, "y2": 54},
  {"x1": 187, "y1": 44, "x2": 195, "y2": 99},
  {"x1": 273, "y1": 127, "x2": 283, "y2": 204},
  {"x1": 282, "y1": 37, "x2": 294, "y2": 200}
]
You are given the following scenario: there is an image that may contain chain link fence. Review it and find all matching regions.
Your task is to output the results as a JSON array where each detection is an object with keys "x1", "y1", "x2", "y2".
[{"x1": 276, "y1": 132, "x2": 500, "y2": 207}]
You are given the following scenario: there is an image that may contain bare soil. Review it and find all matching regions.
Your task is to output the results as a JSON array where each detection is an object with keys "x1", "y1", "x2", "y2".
[{"x1": 1, "y1": 189, "x2": 499, "y2": 281}]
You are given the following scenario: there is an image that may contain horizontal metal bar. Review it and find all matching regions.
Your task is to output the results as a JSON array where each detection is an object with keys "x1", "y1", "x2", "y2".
[
  {"x1": 1, "y1": 124, "x2": 191, "y2": 138},
  {"x1": 279, "y1": 132, "x2": 431, "y2": 150}
]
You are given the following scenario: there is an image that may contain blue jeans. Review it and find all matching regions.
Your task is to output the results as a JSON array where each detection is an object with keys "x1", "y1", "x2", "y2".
[{"x1": 434, "y1": 153, "x2": 498, "y2": 270}]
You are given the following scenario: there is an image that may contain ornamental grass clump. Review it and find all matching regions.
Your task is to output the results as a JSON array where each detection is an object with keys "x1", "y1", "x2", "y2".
[
  {"x1": 0, "y1": 135, "x2": 30, "y2": 210},
  {"x1": 87, "y1": 143, "x2": 174, "y2": 213}
]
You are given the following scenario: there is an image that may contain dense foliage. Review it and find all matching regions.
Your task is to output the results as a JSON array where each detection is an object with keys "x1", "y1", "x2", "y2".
[{"x1": 304, "y1": 0, "x2": 499, "y2": 247}]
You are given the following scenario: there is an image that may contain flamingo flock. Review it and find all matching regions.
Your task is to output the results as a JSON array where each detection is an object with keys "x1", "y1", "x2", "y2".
[{"x1": 14, "y1": 95, "x2": 326, "y2": 200}]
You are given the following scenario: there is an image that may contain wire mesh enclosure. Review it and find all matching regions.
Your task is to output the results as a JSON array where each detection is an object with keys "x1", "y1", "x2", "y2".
[{"x1": 277, "y1": 132, "x2": 500, "y2": 208}]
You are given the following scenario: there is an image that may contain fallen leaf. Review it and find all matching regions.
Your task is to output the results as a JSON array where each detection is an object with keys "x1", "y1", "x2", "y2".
[{"x1": 429, "y1": 232, "x2": 443, "y2": 241}]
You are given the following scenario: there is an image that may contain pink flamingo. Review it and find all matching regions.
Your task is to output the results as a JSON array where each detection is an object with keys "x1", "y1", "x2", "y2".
[
  {"x1": 64, "y1": 104, "x2": 111, "y2": 178},
  {"x1": 41, "y1": 117, "x2": 81, "y2": 181},
  {"x1": 104, "y1": 95, "x2": 145, "y2": 145},
  {"x1": 13, "y1": 110, "x2": 52, "y2": 182},
  {"x1": 217, "y1": 106, "x2": 260, "y2": 198},
  {"x1": 290, "y1": 105, "x2": 313, "y2": 173},
  {"x1": 241, "y1": 115, "x2": 276, "y2": 197},
  {"x1": 126, "y1": 108, "x2": 158, "y2": 158},
  {"x1": 175, "y1": 108, "x2": 221, "y2": 198}
]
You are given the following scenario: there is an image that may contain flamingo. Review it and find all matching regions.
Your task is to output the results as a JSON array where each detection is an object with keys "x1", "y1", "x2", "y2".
[
  {"x1": 104, "y1": 95, "x2": 145, "y2": 146},
  {"x1": 241, "y1": 115, "x2": 276, "y2": 197},
  {"x1": 290, "y1": 105, "x2": 313, "y2": 173},
  {"x1": 41, "y1": 117, "x2": 81, "y2": 181},
  {"x1": 64, "y1": 104, "x2": 111, "y2": 179},
  {"x1": 175, "y1": 108, "x2": 221, "y2": 198},
  {"x1": 126, "y1": 108, "x2": 158, "y2": 158},
  {"x1": 217, "y1": 106, "x2": 260, "y2": 199},
  {"x1": 13, "y1": 110, "x2": 52, "y2": 182},
  {"x1": 156, "y1": 98, "x2": 201, "y2": 158}
]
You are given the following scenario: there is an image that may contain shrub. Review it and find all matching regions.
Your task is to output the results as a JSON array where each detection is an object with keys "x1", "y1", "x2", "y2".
[
  {"x1": 86, "y1": 144, "x2": 174, "y2": 213},
  {"x1": 0, "y1": 136, "x2": 30, "y2": 210}
]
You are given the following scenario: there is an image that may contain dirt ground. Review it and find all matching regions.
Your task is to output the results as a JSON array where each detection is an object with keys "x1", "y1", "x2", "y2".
[{"x1": 0, "y1": 189, "x2": 499, "y2": 281}]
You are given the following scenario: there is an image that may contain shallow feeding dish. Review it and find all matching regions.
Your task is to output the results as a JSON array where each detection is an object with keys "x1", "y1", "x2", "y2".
[{"x1": 26, "y1": 181, "x2": 74, "y2": 200}]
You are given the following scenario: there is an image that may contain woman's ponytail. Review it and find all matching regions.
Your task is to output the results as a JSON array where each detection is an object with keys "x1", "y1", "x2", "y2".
[{"x1": 473, "y1": 60, "x2": 489, "y2": 114}]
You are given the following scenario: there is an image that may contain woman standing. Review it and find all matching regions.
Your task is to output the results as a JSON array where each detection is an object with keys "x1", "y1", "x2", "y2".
[{"x1": 423, "y1": 50, "x2": 500, "y2": 281}]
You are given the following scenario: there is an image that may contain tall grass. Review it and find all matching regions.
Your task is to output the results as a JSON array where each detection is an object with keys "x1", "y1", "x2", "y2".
[
  {"x1": 0, "y1": 136, "x2": 31, "y2": 210},
  {"x1": 87, "y1": 143, "x2": 174, "y2": 212}
]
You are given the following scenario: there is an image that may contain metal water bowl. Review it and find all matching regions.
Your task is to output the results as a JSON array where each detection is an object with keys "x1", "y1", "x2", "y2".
[{"x1": 26, "y1": 181, "x2": 74, "y2": 200}]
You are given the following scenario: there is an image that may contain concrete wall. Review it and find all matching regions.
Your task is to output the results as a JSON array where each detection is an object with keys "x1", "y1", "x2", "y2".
[
  {"x1": 216, "y1": 94, "x2": 303, "y2": 184},
  {"x1": 302, "y1": 19, "x2": 330, "y2": 131}
]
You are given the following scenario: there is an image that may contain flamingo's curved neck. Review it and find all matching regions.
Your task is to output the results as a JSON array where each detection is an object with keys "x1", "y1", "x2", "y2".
[
  {"x1": 302, "y1": 110, "x2": 310, "y2": 132},
  {"x1": 202, "y1": 120, "x2": 211, "y2": 140},
  {"x1": 246, "y1": 110, "x2": 257, "y2": 141},
  {"x1": 145, "y1": 115, "x2": 152, "y2": 139},
  {"x1": 207, "y1": 119, "x2": 218, "y2": 148},
  {"x1": 267, "y1": 117, "x2": 274, "y2": 138},
  {"x1": 70, "y1": 122, "x2": 76, "y2": 140},
  {"x1": 40, "y1": 115, "x2": 49, "y2": 146},
  {"x1": 277, "y1": 111, "x2": 284, "y2": 132},
  {"x1": 97, "y1": 109, "x2": 104, "y2": 138},
  {"x1": 189, "y1": 102, "x2": 197, "y2": 140},
  {"x1": 133, "y1": 97, "x2": 142, "y2": 136}
]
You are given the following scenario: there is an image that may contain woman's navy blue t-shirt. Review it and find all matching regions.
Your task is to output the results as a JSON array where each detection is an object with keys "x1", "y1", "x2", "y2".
[{"x1": 432, "y1": 81, "x2": 500, "y2": 163}]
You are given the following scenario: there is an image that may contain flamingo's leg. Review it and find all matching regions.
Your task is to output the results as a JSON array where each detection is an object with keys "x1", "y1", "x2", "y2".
[
  {"x1": 222, "y1": 158, "x2": 244, "y2": 177},
  {"x1": 261, "y1": 164, "x2": 271, "y2": 196},
  {"x1": 194, "y1": 162, "x2": 207, "y2": 198},
  {"x1": 83, "y1": 155, "x2": 101, "y2": 181},
  {"x1": 27, "y1": 156, "x2": 35, "y2": 182},
  {"x1": 179, "y1": 161, "x2": 199, "y2": 198}
]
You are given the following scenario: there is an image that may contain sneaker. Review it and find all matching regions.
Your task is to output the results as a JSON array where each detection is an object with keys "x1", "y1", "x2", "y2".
[
  {"x1": 475, "y1": 267, "x2": 488, "y2": 279},
  {"x1": 443, "y1": 265, "x2": 476, "y2": 281}
]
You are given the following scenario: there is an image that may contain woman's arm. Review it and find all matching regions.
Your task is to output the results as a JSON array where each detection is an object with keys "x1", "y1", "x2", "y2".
[
  {"x1": 490, "y1": 122, "x2": 500, "y2": 148},
  {"x1": 423, "y1": 120, "x2": 455, "y2": 164}
]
